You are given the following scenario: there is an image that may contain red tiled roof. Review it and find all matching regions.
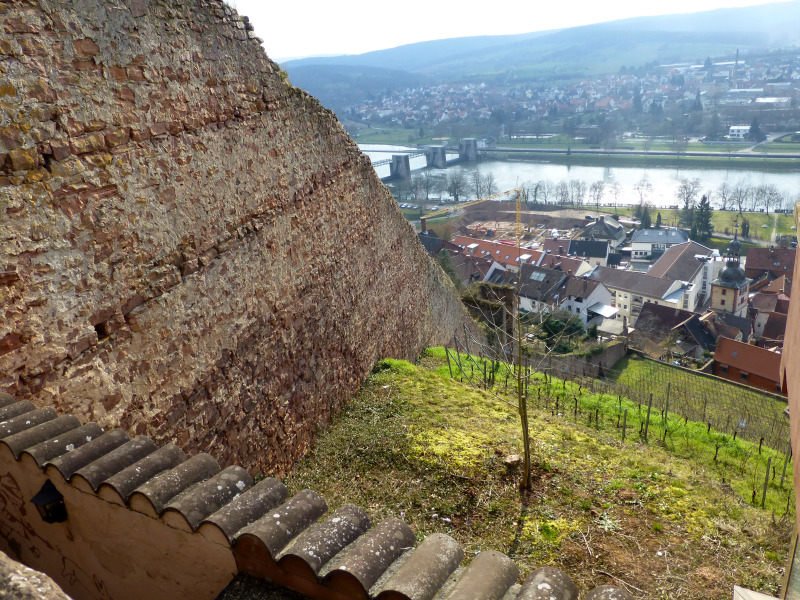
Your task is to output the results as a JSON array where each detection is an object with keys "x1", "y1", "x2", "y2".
[
  {"x1": 538, "y1": 253, "x2": 586, "y2": 274},
  {"x1": 714, "y1": 337, "x2": 781, "y2": 383},
  {"x1": 453, "y1": 236, "x2": 542, "y2": 267},
  {"x1": 745, "y1": 247, "x2": 796, "y2": 277}
]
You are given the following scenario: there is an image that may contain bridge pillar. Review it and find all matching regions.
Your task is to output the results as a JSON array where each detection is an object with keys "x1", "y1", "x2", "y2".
[
  {"x1": 390, "y1": 154, "x2": 411, "y2": 179},
  {"x1": 425, "y1": 145, "x2": 447, "y2": 169},
  {"x1": 458, "y1": 138, "x2": 478, "y2": 161}
]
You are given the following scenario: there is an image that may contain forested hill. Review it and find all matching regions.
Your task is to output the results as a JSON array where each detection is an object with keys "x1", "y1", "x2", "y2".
[{"x1": 282, "y1": 1, "x2": 800, "y2": 113}]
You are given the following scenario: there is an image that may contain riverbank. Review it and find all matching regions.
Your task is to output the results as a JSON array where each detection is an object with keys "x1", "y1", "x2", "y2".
[{"x1": 483, "y1": 149, "x2": 800, "y2": 171}]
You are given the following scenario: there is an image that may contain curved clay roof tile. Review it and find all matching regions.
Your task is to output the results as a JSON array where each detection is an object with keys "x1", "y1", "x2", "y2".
[{"x1": 0, "y1": 397, "x2": 635, "y2": 600}]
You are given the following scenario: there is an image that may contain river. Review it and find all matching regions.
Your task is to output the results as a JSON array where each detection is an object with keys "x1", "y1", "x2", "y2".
[{"x1": 359, "y1": 144, "x2": 800, "y2": 210}]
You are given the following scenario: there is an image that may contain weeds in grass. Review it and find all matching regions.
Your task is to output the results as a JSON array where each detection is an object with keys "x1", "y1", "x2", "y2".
[{"x1": 285, "y1": 353, "x2": 792, "y2": 599}]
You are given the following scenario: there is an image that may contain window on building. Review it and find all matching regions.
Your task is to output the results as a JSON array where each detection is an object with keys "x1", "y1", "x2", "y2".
[
  {"x1": 722, "y1": 289, "x2": 726, "y2": 295},
  {"x1": 720, "y1": 365, "x2": 728, "y2": 374},
  {"x1": 740, "y1": 372, "x2": 749, "y2": 381},
  {"x1": 721, "y1": 299, "x2": 725, "y2": 306}
]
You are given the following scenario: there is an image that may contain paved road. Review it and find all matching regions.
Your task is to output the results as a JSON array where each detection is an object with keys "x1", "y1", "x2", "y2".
[{"x1": 486, "y1": 146, "x2": 800, "y2": 160}]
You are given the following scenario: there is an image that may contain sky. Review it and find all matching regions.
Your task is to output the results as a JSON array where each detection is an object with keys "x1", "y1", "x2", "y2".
[{"x1": 228, "y1": 0, "x2": 790, "y2": 62}]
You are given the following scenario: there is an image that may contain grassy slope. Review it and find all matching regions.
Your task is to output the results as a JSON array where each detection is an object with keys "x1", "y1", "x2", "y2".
[{"x1": 284, "y1": 351, "x2": 792, "y2": 599}]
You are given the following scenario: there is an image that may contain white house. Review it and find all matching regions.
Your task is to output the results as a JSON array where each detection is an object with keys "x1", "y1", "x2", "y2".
[
  {"x1": 728, "y1": 125, "x2": 750, "y2": 139},
  {"x1": 589, "y1": 266, "x2": 688, "y2": 325},
  {"x1": 646, "y1": 241, "x2": 722, "y2": 311},
  {"x1": 630, "y1": 228, "x2": 689, "y2": 262},
  {"x1": 549, "y1": 275, "x2": 616, "y2": 326}
]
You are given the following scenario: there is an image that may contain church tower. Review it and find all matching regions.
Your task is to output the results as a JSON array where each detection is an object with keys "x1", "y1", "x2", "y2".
[{"x1": 710, "y1": 232, "x2": 749, "y2": 317}]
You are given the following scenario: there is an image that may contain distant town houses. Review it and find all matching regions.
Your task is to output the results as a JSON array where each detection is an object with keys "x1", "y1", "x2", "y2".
[
  {"x1": 347, "y1": 55, "x2": 800, "y2": 136},
  {"x1": 417, "y1": 194, "x2": 792, "y2": 393}
]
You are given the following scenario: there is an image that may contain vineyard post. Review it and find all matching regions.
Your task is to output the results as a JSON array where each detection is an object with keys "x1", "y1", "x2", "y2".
[{"x1": 644, "y1": 393, "x2": 653, "y2": 443}]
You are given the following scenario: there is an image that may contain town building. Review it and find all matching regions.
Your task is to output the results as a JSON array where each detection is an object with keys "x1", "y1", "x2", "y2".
[
  {"x1": 630, "y1": 303, "x2": 716, "y2": 360},
  {"x1": 714, "y1": 337, "x2": 783, "y2": 395},
  {"x1": 630, "y1": 228, "x2": 689, "y2": 262},
  {"x1": 647, "y1": 241, "x2": 722, "y2": 311},
  {"x1": 542, "y1": 238, "x2": 610, "y2": 267},
  {"x1": 728, "y1": 125, "x2": 751, "y2": 139},
  {"x1": 744, "y1": 246, "x2": 796, "y2": 280},
  {"x1": 710, "y1": 236, "x2": 749, "y2": 318},
  {"x1": 578, "y1": 216, "x2": 627, "y2": 249},
  {"x1": 517, "y1": 265, "x2": 568, "y2": 313},
  {"x1": 548, "y1": 275, "x2": 616, "y2": 326},
  {"x1": 453, "y1": 236, "x2": 541, "y2": 272},
  {"x1": 588, "y1": 265, "x2": 687, "y2": 324}
]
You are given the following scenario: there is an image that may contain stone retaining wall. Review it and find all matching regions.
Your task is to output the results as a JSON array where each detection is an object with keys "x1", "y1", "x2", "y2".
[{"x1": 0, "y1": 0, "x2": 475, "y2": 474}]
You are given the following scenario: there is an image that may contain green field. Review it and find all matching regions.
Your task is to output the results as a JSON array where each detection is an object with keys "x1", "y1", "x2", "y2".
[{"x1": 285, "y1": 351, "x2": 791, "y2": 599}]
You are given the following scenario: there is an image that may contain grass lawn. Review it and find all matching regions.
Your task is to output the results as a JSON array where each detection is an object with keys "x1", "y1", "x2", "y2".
[
  {"x1": 704, "y1": 235, "x2": 761, "y2": 256},
  {"x1": 763, "y1": 142, "x2": 800, "y2": 154},
  {"x1": 607, "y1": 354, "x2": 787, "y2": 448},
  {"x1": 776, "y1": 214, "x2": 797, "y2": 236},
  {"x1": 284, "y1": 351, "x2": 792, "y2": 599},
  {"x1": 575, "y1": 206, "x2": 775, "y2": 253}
]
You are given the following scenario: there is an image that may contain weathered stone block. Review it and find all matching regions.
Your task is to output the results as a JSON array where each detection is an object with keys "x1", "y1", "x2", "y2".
[
  {"x1": 49, "y1": 139, "x2": 71, "y2": 161},
  {"x1": 70, "y1": 132, "x2": 105, "y2": 155},
  {"x1": 8, "y1": 147, "x2": 39, "y2": 171},
  {"x1": 73, "y1": 37, "x2": 100, "y2": 57},
  {"x1": 104, "y1": 128, "x2": 130, "y2": 147}
]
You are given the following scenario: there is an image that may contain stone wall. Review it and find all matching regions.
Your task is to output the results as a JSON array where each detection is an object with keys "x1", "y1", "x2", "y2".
[{"x1": 0, "y1": 0, "x2": 475, "y2": 474}]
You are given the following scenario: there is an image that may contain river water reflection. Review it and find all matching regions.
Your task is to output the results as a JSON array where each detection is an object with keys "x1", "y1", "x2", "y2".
[{"x1": 360, "y1": 144, "x2": 800, "y2": 210}]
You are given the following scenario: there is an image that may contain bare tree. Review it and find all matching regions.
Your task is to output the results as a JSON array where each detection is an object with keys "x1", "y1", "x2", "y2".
[
  {"x1": 457, "y1": 278, "x2": 586, "y2": 489},
  {"x1": 410, "y1": 174, "x2": 424, "y2": 203},
  {"x1": 716, "y1": 182, "x2": 731, "y2": 211},
  {"x1": 471, "y1": 170, "x2": 483, "y2": 200},
  {"x1": 752, "y1": 185, "x2": 769, "y2": 212},
  {"x1": 555, "y1": 181, "x2": 570, "y2": 206},
  {"x1": 535, "y1": 180, "x2": 553, "y2": 205},
  {"x1": 589, "y1": 180, "x2": 605, "y2": 212},
  {"x1": 762, "y1": 184, "x2": 783, "y2": 215},
  {"x1": 731, "y1": 180, "x2": 751, "y2": 214},
  {"x1": 676, "y1": 177, "x2": 702, "y2": 209},
  {"x1": 609, "y1": 182, "x2": 622, "y2": 211},
  {"x1": 569, "y1": 179, "x2": 586, "y2": 206},
  {"x1": 484, "y1": 173, "x2": 497, "y2": 196},
  {"x1": 635, "y1": 177, "x2": 653, "y2": 205},
  {"x1": 447, "y1": 171, "x2": 467, "y2": 202},
  {"x1": 421, "y1": 170, "x2": 442, "y2": 202}
]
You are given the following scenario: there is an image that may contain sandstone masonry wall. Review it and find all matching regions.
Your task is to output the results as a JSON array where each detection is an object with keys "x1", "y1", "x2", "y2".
[{"x1": 0, "y1": 0, "x2": 475, "y2": 474}]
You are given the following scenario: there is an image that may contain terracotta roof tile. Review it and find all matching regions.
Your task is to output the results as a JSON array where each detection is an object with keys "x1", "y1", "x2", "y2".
[
  {"x1": 714, "y1": 338, "x2": 781, "y2": 383},
  {"x1": 0, "y1": 397, "x2": 634, "y2": 600}
]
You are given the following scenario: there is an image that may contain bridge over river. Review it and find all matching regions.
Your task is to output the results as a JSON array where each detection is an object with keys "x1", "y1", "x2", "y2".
[
  {"x1": 372, "y1": 139, "x2": 481, "y2": 179},
  {"x1": 373, "y1": 139, "x2": 800, "y2": 180}
]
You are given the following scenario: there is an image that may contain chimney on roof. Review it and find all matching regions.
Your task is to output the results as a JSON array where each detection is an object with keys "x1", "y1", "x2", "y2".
[{"x1": 420, "y1": 217, "x2": 427, "y2": 234}]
